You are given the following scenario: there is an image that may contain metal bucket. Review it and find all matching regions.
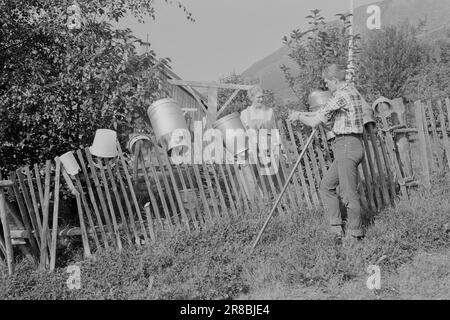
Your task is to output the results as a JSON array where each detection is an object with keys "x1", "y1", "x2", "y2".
[
  {"x1": 309, "y1": 90, "x2": 332, "y2": 111},
  {"x1": 213, "y1": 112, "x2": 248, "y2": 157},
  {"x1": 147, "y1": 98, "x2": 190, "y2": 155}
]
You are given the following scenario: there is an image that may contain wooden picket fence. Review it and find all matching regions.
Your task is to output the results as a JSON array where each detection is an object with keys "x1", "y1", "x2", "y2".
[{"x1": 6, "y1": 98, "x2": 443, "y2": 274}]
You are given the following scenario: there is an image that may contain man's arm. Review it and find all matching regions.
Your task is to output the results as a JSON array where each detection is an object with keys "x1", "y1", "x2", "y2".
[{"x1": 288, "y1": 111, "x2": 323, "y2": 128}]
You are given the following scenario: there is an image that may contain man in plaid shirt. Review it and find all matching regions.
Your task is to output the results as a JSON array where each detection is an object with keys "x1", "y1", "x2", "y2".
[{"x1": 288, "y1": 64, "x2": 365, "y2": 244}]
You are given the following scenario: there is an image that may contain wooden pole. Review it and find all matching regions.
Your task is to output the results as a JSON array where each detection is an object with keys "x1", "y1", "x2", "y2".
[{"x1": 250, "y1": 128, "x2": 317, "y2": 253}]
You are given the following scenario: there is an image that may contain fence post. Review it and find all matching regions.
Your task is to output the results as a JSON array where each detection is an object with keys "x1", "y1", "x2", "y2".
[{"x1": 414, "y1": 101, "x2": 431, "y2": 189}]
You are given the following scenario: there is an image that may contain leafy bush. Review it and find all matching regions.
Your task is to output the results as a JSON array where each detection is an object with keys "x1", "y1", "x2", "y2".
[{"x1": 0, "y1": 0, "x2": 193, "y2": 174}]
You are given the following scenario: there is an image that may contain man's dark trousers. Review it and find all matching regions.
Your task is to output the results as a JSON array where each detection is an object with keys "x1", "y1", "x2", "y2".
[{"x1": 319, "y1": 134, "x2": 365, "y2": 237}]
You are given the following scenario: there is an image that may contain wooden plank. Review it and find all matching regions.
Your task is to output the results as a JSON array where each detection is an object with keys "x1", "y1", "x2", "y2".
[
  {"x1": 360, "y1": 152, "x2": 377, "y2": 213},
  {"x1": 278, "y1": 120, "x2": 312, "y2": 210},
  {"x1": 174, "y1": 162, "x2": 200, "y2": 229},
  {"x1": 192, "y1": 163, "x2": 214, "y2": 222},
  {"x1": 0, "y1": 184, "x2": 14, "y2": 275},
  {"x1": 362, "y1": 129, "x2": 383, "y2": 211},
  {"x1": 208, "y1": 163, "x2": 229, "y2": 219},
  {"x1": 377, "y1": 133, "x2": 400, "y2": 204},
  {"x1": 85, "y1": 148, "x2": 115, "y2": 245},
  {"x1": 49, "y1": 157, "x2": 61, "y2": 271},
  {"x1": 217, "y1": 89, "x2": 240, "y2": 117},
  {"x1": 114, "y1": 163, "x2": 140, "y2": 245},
  {"x1": 149, "y1": 142, "x2": 181, "y2": 229},
  {"x1": 74, "y1": 175, "x2": 102, "y2": 249},
  {"x1": 9, "y1": 172, "x2": 39, "y2": 255},
  {"x1": 167, "y1": 80, "x2": 253, "y2": 90},
  {"x1": 105, "y1": 160, "x2": 133, "y2": 245},
  {"x1": 139, "y1": 152, "x2": 171, "y2": 234},
  {"x1": 96, "y1": 158, "x2": 123, "y2": 250},
  {"x1": 286, "y1": 121, "x2": 320, "y2": 208},
  {"x1": 438, "y1": 99, "x2": 450, "y2": 173},
  {"x1": 62, "y1": 170, "x2": 92, "y2": 257},
  {"x1": 271, "y1": 153, "x2": 295, "y2": 215},
  {"x1": 426, "y1": 100, "x2": 444, "y2": 170},
  {"x1": 183, "y1": 161, "x2": 206, "y2": 224},
  {"x1": 217, "y1": 163, "x2": 238, "y2": 219},
  {"x1": 76, "y1": 149, "x2": 109, "y2": 248},
  {"x1": 272, "y1": 132, "x2": 298, "y2": 213},
  {"x1": 231, "y1": 162, "x2": 251, "y2": 212},
  {"x1": 24, "y1": 166, "x2": 43, "y2": 238},
  {"x1": 144, "y1": 203, "x2": 156, "y2": 242},
  {"x1": 155, "y1": 149, "x2": 184, "y2": 230},
  {"x1": 16, "y1": 169, "x2": 41, "y2": 248},
  {"x1": 199, "y1": 161, "x2": 220, "y2": 220},
  {"x1": 414, "y1": 101, "x2": 431, "y2": 189},
  {"x1": 298, "y1": 130, "x2": 322, "y2": 204},
  {"x1": 319, "y1": 126, "x2": 332, "y2": 165},
  {"x1": 367, "y1": 123, "x2": 391, "y2": 208},
  {"x1": 422, "y1": 102, "x2": 435, "y2": 172},
  {"x1": 39, "y1": 161, "x2": 51, "y2": 269},
  {"x1": 313, "y1": 134, "x2": 327, "y2": 177},
  {"x1": 116, "y1": 143, "x2": 149, "y2": 243},
  {"x1": 146, "y1": 159, "x2": 172, "y2": 233},
  {"x1": 33, "y1": 164, "x2": 44, "y2": 212}
]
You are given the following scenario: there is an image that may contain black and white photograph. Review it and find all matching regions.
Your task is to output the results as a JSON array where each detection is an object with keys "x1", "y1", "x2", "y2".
[{"x1": 1, "y1": 0, "x2": 449, "y2": 307}]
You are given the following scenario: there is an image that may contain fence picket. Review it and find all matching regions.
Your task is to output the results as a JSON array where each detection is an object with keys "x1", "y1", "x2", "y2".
[
  {"x1": 105, "y1": 160, "x2": 133, "y2": 245},
  {"x1": 367, "y1": 123, "x2": 391, "y2": 207},
  {"x1": 437, "y1": 99, "x2": 450, "y2": 173},
  {"x1": 426, "y1": 100, "x2": 444, "y2": 170},
  {"x1": 159, "y1": 147, "x2": 191, "y2": 232},
  {"x1": 76, "y1": 150, "x2": 109, "y2": 248},
  {"x1": 278, "y1": 120, "x2": 312, "y2": 210},
  {"x1": 49, "y1": 157, "x2": 61, "y2": 271},
  {"x1": 116, "y1": 143, "x2": 149, "y2": 243},
  {"x1": 96, "y1": 158, "x2": 123, "y2": 250},
  {"x1": 15, "y1": 169, "x2": 41, "y2": 248},
  {"x1": 286, "y1": 121, "x2": 320, "y2": 208},
  {"x1": 414, "y1": 101, "x2": 431, "y2": 189},
  {"x1": 85, "y1": 148, "x2": 115, "y2": 245}
]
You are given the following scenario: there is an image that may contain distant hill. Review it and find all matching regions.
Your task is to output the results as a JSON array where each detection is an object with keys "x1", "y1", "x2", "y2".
[{"x1": 241, "y1": 0, "x2": 450, "y2": 104}]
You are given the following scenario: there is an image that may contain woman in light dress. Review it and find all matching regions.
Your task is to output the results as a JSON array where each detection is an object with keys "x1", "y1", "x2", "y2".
[{"x1": 239, "y1": 86, "x2": 283, "y2": 198}]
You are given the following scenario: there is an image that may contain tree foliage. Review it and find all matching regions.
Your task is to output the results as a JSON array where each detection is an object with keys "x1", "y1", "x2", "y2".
[
  {"x1": 0, "y1": 0, "x2": 193, "y2": 173},
  {"x1": 355, "y1": 23, "x2": 430, "y2": 102},
  {"x1": 281, "y1": 10, "x2": 357, "y2": 110}
]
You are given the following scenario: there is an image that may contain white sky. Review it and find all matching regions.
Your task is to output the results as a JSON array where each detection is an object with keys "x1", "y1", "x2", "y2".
[{"x1": 118, "y1": 0, "x2": 377, "y2": 82}]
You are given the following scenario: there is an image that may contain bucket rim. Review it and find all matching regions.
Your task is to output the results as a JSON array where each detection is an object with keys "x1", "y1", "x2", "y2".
[
  {"x1": 212, "y1": 112, "x2": 242, "y2": 128},
  {"x1": 89, "y1": 146, "x2": 118, "y2": 158},
  {"x1": 147, "y1": 98, "x2": 180, "y2": 115}
]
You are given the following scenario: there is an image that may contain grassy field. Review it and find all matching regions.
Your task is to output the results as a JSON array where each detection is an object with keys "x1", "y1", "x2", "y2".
[{"x1": 1, "y1": 174, "x2": 449, "y2": 300}]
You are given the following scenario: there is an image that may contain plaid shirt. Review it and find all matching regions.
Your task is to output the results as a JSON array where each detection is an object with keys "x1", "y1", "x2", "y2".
[{"x1": 316, "y1": 82, "x2": 364, "y2": 135}]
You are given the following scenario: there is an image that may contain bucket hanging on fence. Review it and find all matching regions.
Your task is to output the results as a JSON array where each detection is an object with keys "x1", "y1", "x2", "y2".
[
  {"x1": 147, "y1": 98, "x2": 190, "y2": 156},
  {"x1": 59, "y1": 151, "x2": 80, "y2": 176},
  {"x1": 309, "y1": 90, "x2": 332, "y2": 110},
  {"x1": 213, "y1": 112, "x2": 248, "y2": 158},
  {"x1": 89, "y1": 129, "x2": 118, "y2": 158},
  {"x1": 127, "y1": 133, "x2": 152, "y2": 154}
]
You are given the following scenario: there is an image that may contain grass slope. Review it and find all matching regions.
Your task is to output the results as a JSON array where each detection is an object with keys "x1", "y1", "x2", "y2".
[{"x1": 1, "y1": 175, "x2": 449, "y2": 300}]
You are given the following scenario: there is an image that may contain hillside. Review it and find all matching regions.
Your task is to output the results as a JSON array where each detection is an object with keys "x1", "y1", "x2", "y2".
[{"x1": 241, "y1": 0, "x2": 450, "y2": 104}]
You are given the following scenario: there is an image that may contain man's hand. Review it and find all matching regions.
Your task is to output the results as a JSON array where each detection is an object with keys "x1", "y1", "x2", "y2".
[{"x1": 288, "y1": 111, "x2": 315, "y2": 122}]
